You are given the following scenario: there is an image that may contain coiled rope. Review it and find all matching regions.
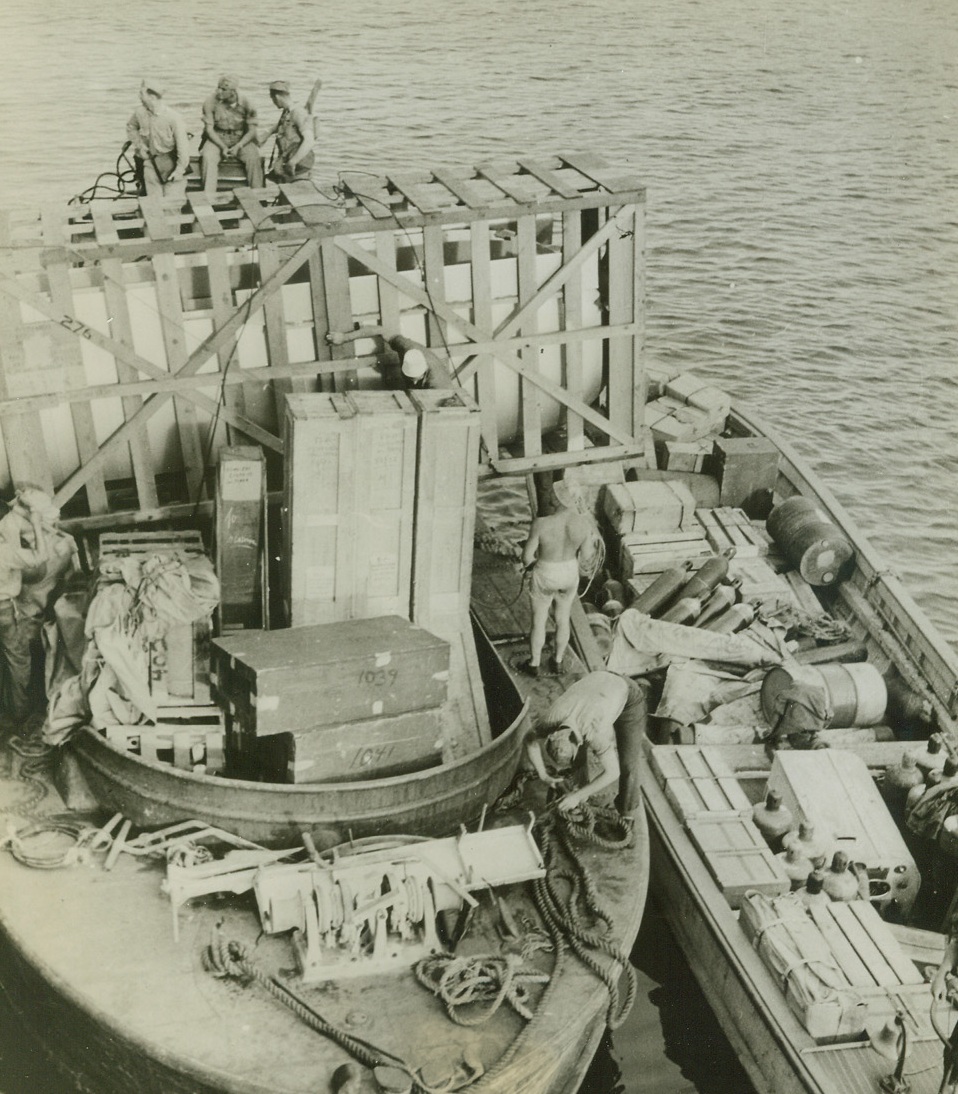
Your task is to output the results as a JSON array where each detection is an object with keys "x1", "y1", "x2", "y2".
[
  {"x1": 414, "y1": 952, "x2": 549, "y2": 1026},
  {"x1": 0, "y1": 734, "x2": 53, "y2": 817},
  {"x1": 533, "y1": 805, "x2": 638, "y2": 1031}
]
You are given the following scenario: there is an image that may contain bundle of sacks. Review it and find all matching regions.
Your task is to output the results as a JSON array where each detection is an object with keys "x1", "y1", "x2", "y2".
[{"x1": 44, "y1": 546, "x2": 219, "y2": 745}]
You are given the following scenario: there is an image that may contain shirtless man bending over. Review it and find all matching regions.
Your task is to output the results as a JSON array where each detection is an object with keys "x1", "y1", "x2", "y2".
[{"x1": 519, "y1": 478, "x2": 593, "y2": 677}]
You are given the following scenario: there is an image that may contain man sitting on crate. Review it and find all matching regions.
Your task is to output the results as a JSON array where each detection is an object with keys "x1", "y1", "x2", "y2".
[
  {"x1": 200, "y1": 75, "x2": 264, "y2": 194},
  {"x1": 525, "y1": 669, "x2": 649, "y2": 815},
  {"x1": 126, "y1": 79, "x2": 191, "y2": 198}
]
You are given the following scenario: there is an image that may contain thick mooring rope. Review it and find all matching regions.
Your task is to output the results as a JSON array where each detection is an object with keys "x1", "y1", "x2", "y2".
[
  {"x1": 0, "y1": 735, "x2": 53, "y2": 817},
  {"x1": 414, "y1": 952, "x2": 549, "y2": 1026}
]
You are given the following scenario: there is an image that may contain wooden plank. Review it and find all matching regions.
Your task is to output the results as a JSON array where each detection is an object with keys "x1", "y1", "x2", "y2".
[
  {"x1": 421, "y1": 224, "x2": 447, "y2": 353},
  {"x1": 561, "y1": 209, "x2": 585, "y2": 451},
  {"x1": 386, "y1": 174, "x2": 444, "y2": 215},
  {"x1": 320, "y1": 239, "x2": 358, "y2": 392},
  {"x1": 848, "y1": 902, "x2": 923, "y2": 984},
  {"x1": 259, "y1": 242, "x2": 307, "y2": 427},
  {"x1": 206, "y1": 247, "x2": 249, "y2": 441},
  {"x1": 338, "y1": 173, "x2": 395, "y2": 220},
  {"x1": 40, "y1": 206, "x2": 110, "y2": 513},
  {"x1": 97, "y1": 255, "x2": 159, "y2": 510},
  {"x1": 89, "y1": 204, "x2": 121, "y2": 246},
  {"x1": 375, "y1": 232, "x2": 401, "y2": 350},
  {"x1": 517, "y1": 158, "x2": 579, "y2": 200},
  {"x1": 306, "y1": 247, "x2": 334, "y2": 393},
  {"x1": 279, "y1": 182, "x2": 346, "y2": 227},
  {"x1": 516, "y1": 215, "x2": 542, "y2": 459},
  {"x1": 468, "y1": 221, "x2": 499, "y2": 463},
  {"x1": 827, "y1": 902, "x2": 901, "y2": 988},
  {"x1": 187, "y1": 195, "x2": 225, "y2": 238},
  {"x1": 138, "y1": 197, "x2": 174, "y2": 241},
  {"x1": 333, "y1": 233, "x2": 636, "y2": 446},
  {"x1": 488, "y1": 442, "x2": 648, "y2": 476},
  {"x1": 606, "y1": 205, "x2": 636, "y2": 441},
  {"x1": 0, "y1": 213, "x2": 52, "y2": 493},
  {"x1": 150, "y1": 251, "x2": 207, "y2": 501},
  {"x1": 476, "y1": 164, "x2": 536, "y2": 205},
  {"x1": 431, "y1": 168, "x2": 486, "y2": 210},
  {"x1": 806, "y1": 902, "x2": 872, "y2": 987},
  {"x1": 232, "y1": 187, "x2": 273, "y2": 230}
]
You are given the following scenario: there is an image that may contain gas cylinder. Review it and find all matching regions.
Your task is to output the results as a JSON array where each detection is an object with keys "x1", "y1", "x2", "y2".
[
  {"x1": 693, "y1": 581, "x2": 740, "y2": 627},
  {"x1": 752, "y1": 789, "x2": 794, "y2": 851},
  {"x1": 800, "y1": 870, "x2": 830, "y2": 908},
  {"x1": 906, "y1": 768, "x2": 942, "y2": 814},
  {"x1": 701, "y1": 602, "x2": 756, "y2": 634},
  {"x1": 659, "y1": 596, "x2": 703, "y2": 625},
  {"x1": 915, "y1": 733, "x2": 947, "y2": 778},
  {"x1": 881, "y1": 751, "x2": 924, "y2": 809},
  {"x1": 631, "y1": 560, "x2": 694, "y2": 616},
  {"x1": 676, "y1": 548, "x2": 736, "y2": 602},
  {"x1": 822, "y1": 851, "x2": 859, "y2": 902},
  {"x1": 777, "y1": 845, "x2": 814, "y2": 891},
  {"x1": 782, "y1": 821, "x2": 831, "y2": 865},
  {"x1": 600, "y1": 580, "x2": 625, "y2": 613}
]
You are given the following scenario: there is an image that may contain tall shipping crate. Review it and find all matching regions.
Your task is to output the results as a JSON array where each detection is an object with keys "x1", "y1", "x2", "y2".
[
  {"x1": 215, "y1": 446, "x2": 267, "y2": 632},
  {"x1": 407, "y1": 389, "x2": 491, "y2": 752},
  {"x1": 283, "y1": 391, "x2": 418, "y2": 626}
]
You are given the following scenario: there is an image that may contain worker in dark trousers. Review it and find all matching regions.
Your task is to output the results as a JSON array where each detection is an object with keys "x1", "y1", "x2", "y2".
[{"x1": 526, "y1": 669, "x2": 649, "y2": 815}]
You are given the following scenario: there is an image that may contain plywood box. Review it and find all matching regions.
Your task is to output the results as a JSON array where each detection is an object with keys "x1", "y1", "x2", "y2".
[
  {"x1": 617, "y1": 528, "x2": 712, "y2": 580},
  {"x1": 601, "y1": 480, "x2": 697, "y2": 535},
  {"x1": 704, "y1": 847, "x2": 790, "y2": 908},
  {"x1": 215, "y1": 446, "x2": 266, "y2": 632},
  {"x1": 712, "y1": 436, "x2": 779, "y2": 519},
  {"x1": 212, "y1": 616, "x2": 450, "y2": 737},
  {"x1": 686, "y1": 815, "x2": 767, "y2": 856},
  {"x1": 238, "y1": 707, "x2": 446, "y2": 783},
  {"x1": 283, "y1": 391, "x2": 418, "y2": 626},
  {"x1": 649, "y1": 744, "x2": 738, "y2": 788},
  {"x1": 664, "y1": 776, "x2": 753, "y2": 822}
]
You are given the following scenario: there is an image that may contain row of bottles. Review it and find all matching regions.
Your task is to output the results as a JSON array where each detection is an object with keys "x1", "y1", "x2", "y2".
[
  {"x1": 752, "y1": 790, "x2": 868, "y2": 903},
  {"x1": 882, "y1": 736, "x2": 958, "y2": 820}
]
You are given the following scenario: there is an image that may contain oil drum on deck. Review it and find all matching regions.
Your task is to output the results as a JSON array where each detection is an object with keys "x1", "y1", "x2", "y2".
[
  {"x1": 766, "y1": 496, "x2": 854, "y2": 586},
  {"x1": 760, "y1": 662, "x2": 887, "y2": 728}
]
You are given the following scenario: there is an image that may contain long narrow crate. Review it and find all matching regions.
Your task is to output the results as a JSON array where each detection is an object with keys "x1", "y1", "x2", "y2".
[
  {"x1": 215, "y1": 446, "x2": 267, "y2": 632},
  {"x1": 407, "y1": 388, "x2": 491, "y2": 751},
  {"x1": 283, "y1": 391, "x2": 418, "y2": 626}
]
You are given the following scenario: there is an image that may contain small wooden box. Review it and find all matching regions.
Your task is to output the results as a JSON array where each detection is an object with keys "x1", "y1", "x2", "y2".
[
  {"x1": 712, "y1": 436, "x2": 779, "y2": 519},
  {"x1": 242, "y1": 707, "x2": 446, "y2": 783},
  {"x1": 664, "y1": 776, "x2": 753, "y2": 821},
  {"x1": 212, "y1": 616, "x2": 450, "y2": 737},
  {"x1": 602, "y1": 480, "x2": 697, "y2": 535},
  {"x1": 686, "y1": 815, "x2": 767, "y2": 856},
  {"x1": 616, "y1": 528, "x2": 711, "y2": 580},
  {"x1": 656, "y1": 439, "x2": 711, "y2": 473},
  {"x1": 703, "y1": 847, "x2": 790, "y2": 908},
  {"x1": 649, "y1": 744, "x2": 737, "y2": 788}
]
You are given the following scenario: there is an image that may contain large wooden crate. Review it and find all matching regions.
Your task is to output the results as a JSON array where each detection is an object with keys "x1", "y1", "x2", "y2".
[
  {"x1": 98, "y1": 529, "x2": 212, "y2": 706},
  {"x1": 212, "y1": 616, "x2": 450, "y2": 737},
  {"x1": 712, "y1": 436, "x2": 779, "y2": 519},
  {"x1": 407, "y1": 388, "x2": 491, "y2": 751},
  {"x1": 283, "y1": 391, "x2": 418, "y2": 626},
  {"x1": 601, "y1": 480, "x2": 697, "y2": 535},
  {"x1": 215, "y1": 446, "x2": 267, "y2": 632},
  {"x1": 235, "y1": 707, "x2": 446, "y2": 784}
]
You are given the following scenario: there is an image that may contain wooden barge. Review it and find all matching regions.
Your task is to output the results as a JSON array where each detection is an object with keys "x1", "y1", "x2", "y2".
[{"x1": 0, "y1": 156, "x2": 652, "y2": 1093}]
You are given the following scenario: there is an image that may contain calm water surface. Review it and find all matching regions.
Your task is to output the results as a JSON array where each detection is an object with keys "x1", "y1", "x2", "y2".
[{"x1": 0, "y1": 0, "x2": 955, "y2": 1090}]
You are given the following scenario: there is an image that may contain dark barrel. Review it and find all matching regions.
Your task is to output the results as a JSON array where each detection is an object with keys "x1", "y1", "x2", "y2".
[{"x1": 766, "y1": 496, "x2": 854, "y2": 586}]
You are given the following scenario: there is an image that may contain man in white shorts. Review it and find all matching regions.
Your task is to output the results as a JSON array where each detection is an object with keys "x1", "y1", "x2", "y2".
[{"x1": 519, "y1": 478, "x2": 593, "y2": 676}]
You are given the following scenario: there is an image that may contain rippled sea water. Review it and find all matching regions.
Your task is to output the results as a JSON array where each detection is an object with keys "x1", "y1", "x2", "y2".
[{"x1": 0, "y1": 0, "x2": 955, "y2": 1090}]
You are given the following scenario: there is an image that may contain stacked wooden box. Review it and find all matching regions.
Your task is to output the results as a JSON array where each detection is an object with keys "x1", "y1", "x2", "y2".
[
  {"x1": 650, "y1": 746, "x2": 789, "y2": 907},
  {"x1": 212, "y1": 616, "x2": 451, "y2": 783},
  {"x1": 711, "y1": 436, "x2": 779, "y2": 519},
  {"x1": 282, "y1": 388, "x2": 490, "y2": 757}
]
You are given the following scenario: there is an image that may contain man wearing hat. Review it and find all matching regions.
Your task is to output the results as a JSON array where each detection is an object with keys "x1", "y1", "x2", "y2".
[
  {"x1": 261, "y1": 80, "x2": 315, "y2": 183},
  {"x1": 525, "y1": 669, "x2": 649, "y2": 815},
  {"x1": 324, "y1": 328, "x2": 455, "y2": 390},
  {"x1": 518, "y1": 476, "x2": 593, "y2": 677},
  {"x1": 200, "y1": 75, "x2": 264, "y2": 193},
  {"x1": 126, "y1": 79, "x2": 190, "y2": 198}
]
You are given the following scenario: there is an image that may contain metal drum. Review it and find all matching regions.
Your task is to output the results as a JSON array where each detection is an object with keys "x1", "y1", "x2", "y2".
[
  {"x1": 766, "y1": 496, "x2": 854, "y2": 586},
  {"x1": 761, "y1": 662, "x2": 887, "y2": 728}
]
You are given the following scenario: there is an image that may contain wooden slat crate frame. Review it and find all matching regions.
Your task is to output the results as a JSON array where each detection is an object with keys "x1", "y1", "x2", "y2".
[{"x1": 0, "y1": 155, "x2": 648, "y2": 530}]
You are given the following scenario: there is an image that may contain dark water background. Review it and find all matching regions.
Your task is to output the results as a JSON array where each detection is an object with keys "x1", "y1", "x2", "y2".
[{"x1": 0, "y1": 0, "x2": 955, "y2": 1089}]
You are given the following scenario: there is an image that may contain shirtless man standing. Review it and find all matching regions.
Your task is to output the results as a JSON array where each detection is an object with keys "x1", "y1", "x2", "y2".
[{"x1": 519, "y1": 478, "x2": 593, "y2": 676}]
